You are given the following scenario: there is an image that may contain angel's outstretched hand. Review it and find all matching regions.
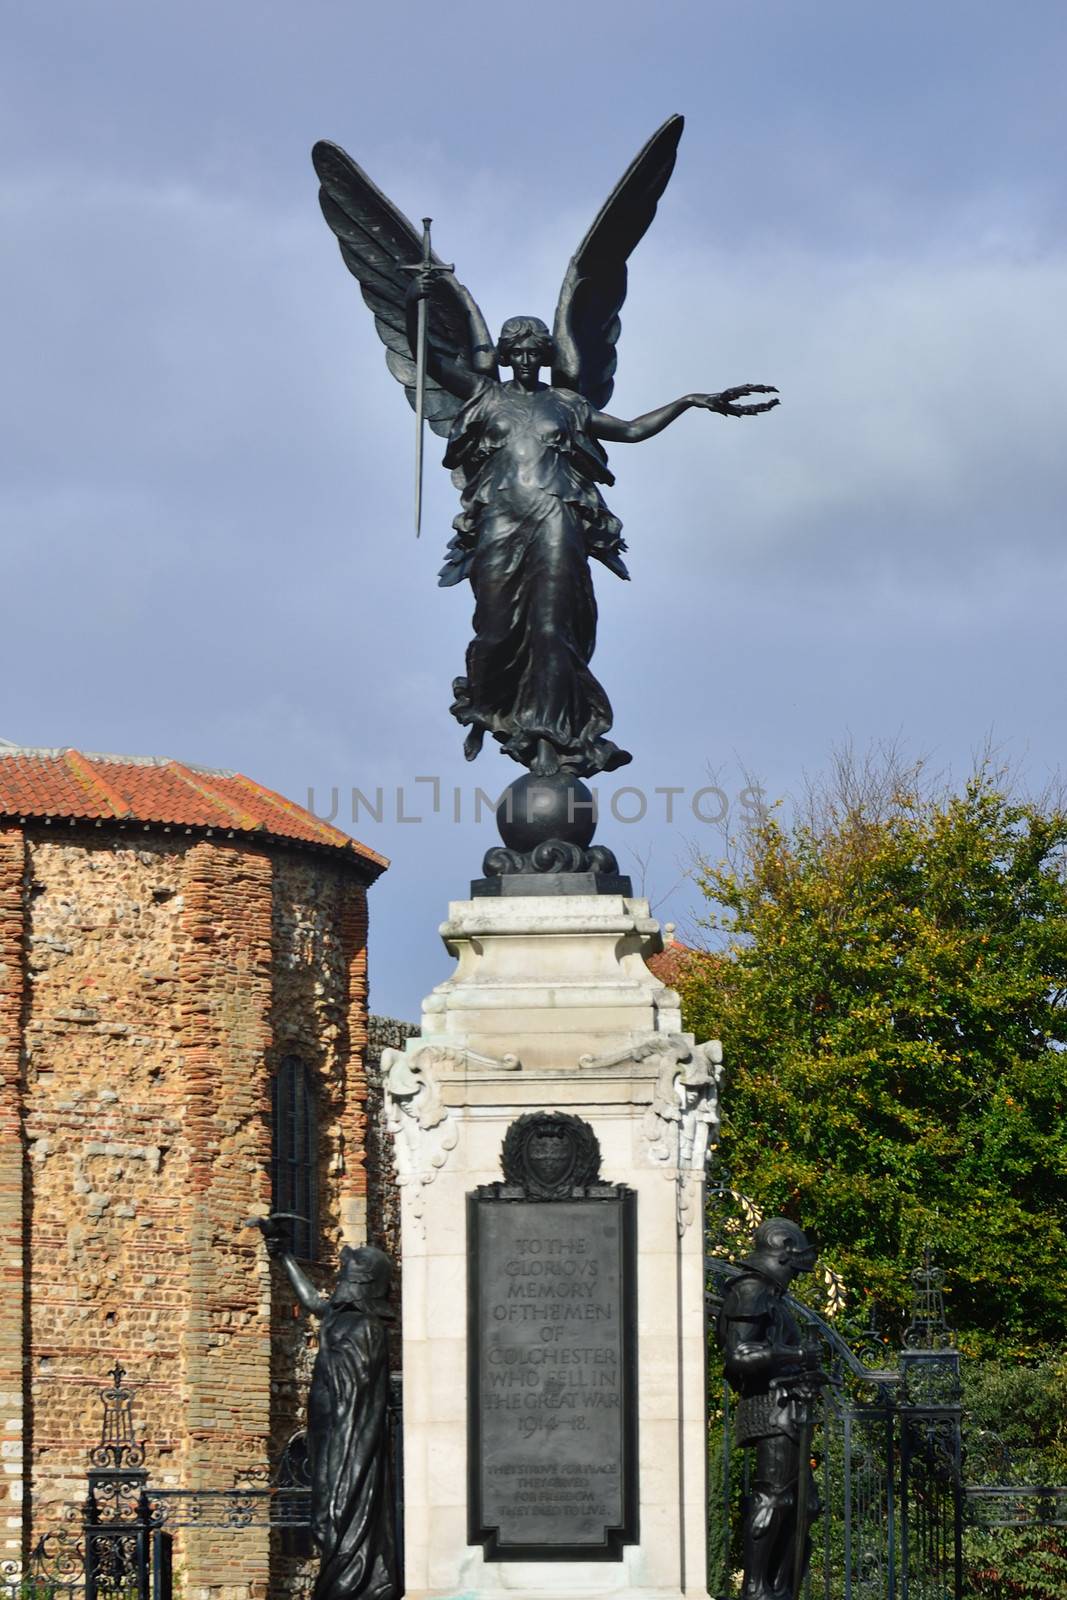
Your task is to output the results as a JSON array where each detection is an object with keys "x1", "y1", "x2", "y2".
[{"x1": 693, "y1": 386, "x2": 780, "y2": 418}]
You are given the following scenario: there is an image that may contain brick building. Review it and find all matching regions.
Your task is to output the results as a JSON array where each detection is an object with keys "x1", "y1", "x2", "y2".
[{"x1": 0, "y1": 743, "x2": 388, "y2": 1597}]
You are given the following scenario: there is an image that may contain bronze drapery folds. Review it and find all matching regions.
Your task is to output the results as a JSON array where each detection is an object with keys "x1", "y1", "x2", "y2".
[{"x1": 312, "y1": 116, "x2": 778, "y2": 778}]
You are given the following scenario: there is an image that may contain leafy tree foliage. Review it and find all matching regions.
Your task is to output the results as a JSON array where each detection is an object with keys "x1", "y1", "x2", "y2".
[
  {"x1": 963, "y1": 1357, "x2": 1067, "y2": 1597},
  {"x1": 680, "y1": 755, "x2": 1067, "y2": 1355}
]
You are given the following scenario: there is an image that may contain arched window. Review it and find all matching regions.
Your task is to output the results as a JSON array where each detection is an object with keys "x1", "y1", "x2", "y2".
[{"x1": 271, "y1": 1056, "x2": 317, "y2": 1261}]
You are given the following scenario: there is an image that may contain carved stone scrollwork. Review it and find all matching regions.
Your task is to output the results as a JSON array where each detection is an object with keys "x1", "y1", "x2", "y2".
[
  {"x1": 382, "y1": 1041, "x2": 520, "y2": 1229},
  {"x1": 578, "y1": 1034, "x2": 692, "y2": 1072},
  {"x1": 577, "y1": 1030, "x2": 722, "y2": 1229},
  {"x1": 459, "y1": 1045, "x2": 523, "y2": 1072},
  {"x1": 381, "y1": 1046, "x2": 460, "y2": 1228},
  {"x1": 642, "y1": 1038, "x2": 723, "y2": 1168},
  {"x1": 636, "y1": 1035, "x2": 723, "y2": 1234}
]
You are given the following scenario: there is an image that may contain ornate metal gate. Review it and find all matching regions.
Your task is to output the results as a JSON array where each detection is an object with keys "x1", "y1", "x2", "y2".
[
  {"x1": 2, "y1": 1365, "x2": 404, "y2": 1600},
  {"x1": 706, "y1": 1228, "x2": 1065, "y2": 1600}
]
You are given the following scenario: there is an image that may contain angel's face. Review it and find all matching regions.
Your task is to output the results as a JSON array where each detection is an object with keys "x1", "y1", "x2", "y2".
[{"x1": 506, "y1": 337, "x2": 546, "y2": 390}]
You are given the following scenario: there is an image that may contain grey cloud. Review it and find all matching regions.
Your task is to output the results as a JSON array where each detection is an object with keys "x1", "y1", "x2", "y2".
[{"x1": 3, "y1": 1, "x2": 1066, "y2": 1015}]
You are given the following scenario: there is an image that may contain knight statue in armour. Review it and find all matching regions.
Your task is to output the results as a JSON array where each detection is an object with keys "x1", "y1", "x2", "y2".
[{"x1": 715, "y1": 1218, "x2": 824, "y2": 1600}]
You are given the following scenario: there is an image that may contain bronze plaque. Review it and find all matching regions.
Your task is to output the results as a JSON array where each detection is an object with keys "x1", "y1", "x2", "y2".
[{"x1": 467, "y1": 1193, "x2": 637, "y2": 1560}]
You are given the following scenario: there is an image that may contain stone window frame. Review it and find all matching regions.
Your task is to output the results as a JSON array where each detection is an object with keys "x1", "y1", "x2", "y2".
[{"x1": 271, "y1": 1054, "x2": 318, "y2": 1262}]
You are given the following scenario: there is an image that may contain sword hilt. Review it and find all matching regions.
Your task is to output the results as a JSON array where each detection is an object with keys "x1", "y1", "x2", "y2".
[{"x1": 400, "y1": 218, "x2": 455, "y2": 283}]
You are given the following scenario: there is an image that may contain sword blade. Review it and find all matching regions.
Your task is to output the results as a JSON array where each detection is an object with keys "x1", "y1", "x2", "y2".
[
  {"x1": 413, "y1": 217, "x2": 433, "y2": 538},
  {"x1": 792, "y1": 1415, "x2": 814, "y2": 1600},
  {"x1": 414, "y1": 296, "x2": 427, "y2": 537}
]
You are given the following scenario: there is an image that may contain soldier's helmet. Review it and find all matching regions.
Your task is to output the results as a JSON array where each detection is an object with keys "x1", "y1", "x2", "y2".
[
  {"x1": 336, "y1": 1245, "x2": 394, "y2": 1316},
  {"x1": 742, "y1": 1217, "x2": 817, "y2": 1287}
]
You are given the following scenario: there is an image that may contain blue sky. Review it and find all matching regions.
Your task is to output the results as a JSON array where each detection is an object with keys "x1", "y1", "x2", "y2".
[{"x1": 4, "y1": 0, "x2": 1066, "y2": 1017}]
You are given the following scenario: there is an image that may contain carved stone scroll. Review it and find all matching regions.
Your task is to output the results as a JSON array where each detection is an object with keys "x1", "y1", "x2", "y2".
[
  {"x1": 638, "y1": 1037, "x2": 723, "y2": 1234},
  {"x1": 381, "y1": 1046, "x2": 459, "y2": 1229}
]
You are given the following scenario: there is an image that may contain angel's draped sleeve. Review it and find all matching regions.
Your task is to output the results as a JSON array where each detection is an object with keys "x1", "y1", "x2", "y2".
[
  {"x1": 437, "y1": 378, "x2": 496, "y2": 587},
  {"x1": 564, "y1": 392, "x2": 629, "y2": 581}
]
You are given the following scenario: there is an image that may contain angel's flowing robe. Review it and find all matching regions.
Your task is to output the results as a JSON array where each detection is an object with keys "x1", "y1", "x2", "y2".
[
  {"x1": 307, "y1": 1295, "x2": 396, "y2": 1600},
  {"x1": 438, "y1": 378, "x2": 632, "y2": 777}
]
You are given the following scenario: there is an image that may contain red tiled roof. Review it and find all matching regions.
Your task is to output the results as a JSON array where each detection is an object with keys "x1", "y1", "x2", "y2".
[
  {"x1": 0, "y1": 746, "x2": 388, "y2": 878},
  {"x1": 647, "y1": 938, "x2": 710, "y2": 987}
]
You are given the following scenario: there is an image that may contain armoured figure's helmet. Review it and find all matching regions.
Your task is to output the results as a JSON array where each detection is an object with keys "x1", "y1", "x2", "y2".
[
  {"x1": 741, "y1": 1217, "x2": 817, "y2": 1288},
  {"x1": 336, "y1": 1245, "x2": 394, "y2": 1316}
]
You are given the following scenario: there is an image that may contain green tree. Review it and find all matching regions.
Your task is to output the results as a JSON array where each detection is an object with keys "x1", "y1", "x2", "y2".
[
  {"x1": 962, "y1": 1356, "x2": 1067, "y2": 1598},
  {"x1": 680, "y1": 754, "x2": 1067, "y2": 1355}
]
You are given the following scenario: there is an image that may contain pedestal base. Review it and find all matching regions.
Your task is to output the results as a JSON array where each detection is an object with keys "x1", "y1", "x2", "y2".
[{"x1": 382, "y1": 896, "x2": 721, "y2": 1600}]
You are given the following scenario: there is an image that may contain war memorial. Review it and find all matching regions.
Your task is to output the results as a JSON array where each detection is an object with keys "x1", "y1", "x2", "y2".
[
  {"x1": 285, "y1": 111, "x2": 1066, "y2": 1600},
  {"x1": 4, "y1": 108, "x2": 1063, "y2": 1600},
  {"x1": 298, "y1": 112, "x2": 799, "y2": 1600}
]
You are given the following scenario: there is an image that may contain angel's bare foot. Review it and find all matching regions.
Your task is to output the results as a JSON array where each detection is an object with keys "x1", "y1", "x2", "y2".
[{"x1": 531, "y1": 739, "x2": 561, "y2": 777}]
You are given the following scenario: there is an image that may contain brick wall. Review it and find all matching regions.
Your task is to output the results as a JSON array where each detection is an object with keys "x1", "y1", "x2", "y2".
[
  {"x1": 25, "y1": 831, "x2": 191, "y2": 1516},
  {"x1": 0, "y1": 828, "x2": 27, "y2": 1560},
  {"x1": 178, "y1": 839, "x2": 274, "y2": 1594},
  {"x1": 2, "y1": 824, "x2": 374, "y2": 1600},
  {"x1": 268, "y1": 855, "x2": 370, "y2": 1600}
]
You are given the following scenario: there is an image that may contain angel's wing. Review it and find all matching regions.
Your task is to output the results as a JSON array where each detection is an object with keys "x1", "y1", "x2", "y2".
[
  {"x1": 551, "y1": 114, "x2": 684, "y2": 410},
  {"x1": 312, "y1": 141, "x2": 495, "y2": 437}
]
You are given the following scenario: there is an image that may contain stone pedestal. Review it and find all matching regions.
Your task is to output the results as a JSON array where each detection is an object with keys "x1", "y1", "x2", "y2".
[{"x1": 383, "y1": 895, "x2": 721, "y2": 1600}]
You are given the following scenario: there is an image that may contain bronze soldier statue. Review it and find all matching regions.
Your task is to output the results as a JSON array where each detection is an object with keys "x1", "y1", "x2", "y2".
[{"x1": 716, "y1": 1218, "x2": 824, "y2": 1600}]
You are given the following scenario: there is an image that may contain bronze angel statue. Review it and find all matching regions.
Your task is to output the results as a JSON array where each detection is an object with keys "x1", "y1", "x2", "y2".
[{"x1": 313, "y1": 115, "x2": 777, "y2": 779}]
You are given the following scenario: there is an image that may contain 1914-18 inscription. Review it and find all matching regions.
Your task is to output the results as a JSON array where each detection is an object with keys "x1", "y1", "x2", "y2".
[{"x1": 467, "y1": 1191, "x2": 637, "y2": 1560}]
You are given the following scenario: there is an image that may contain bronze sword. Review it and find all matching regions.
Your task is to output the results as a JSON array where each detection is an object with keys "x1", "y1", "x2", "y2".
[{"x1": 404, "y1": 220, "x2": 453, "y2": 538}]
